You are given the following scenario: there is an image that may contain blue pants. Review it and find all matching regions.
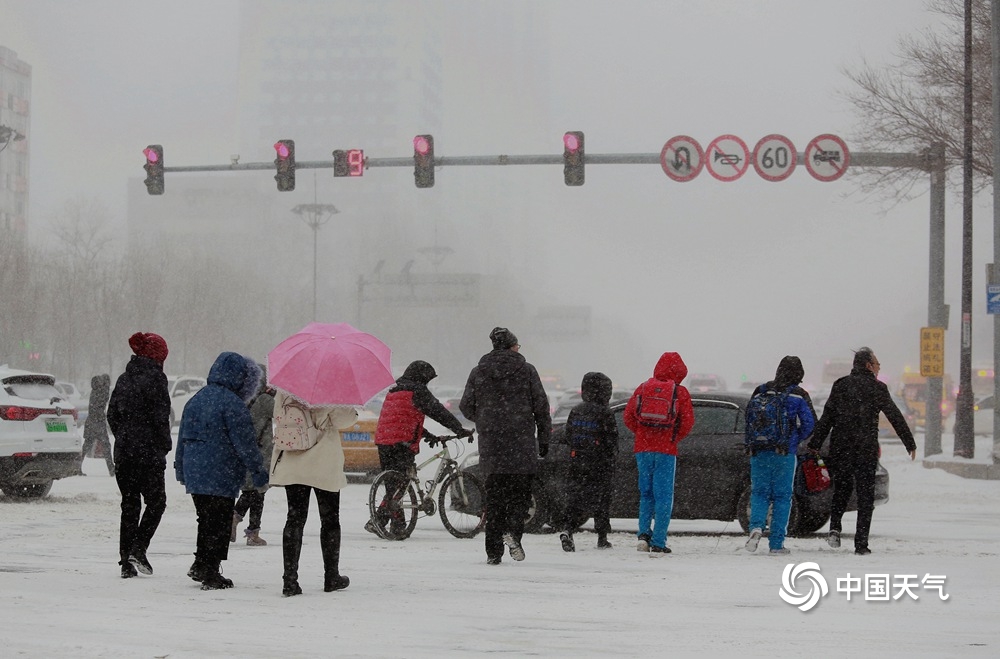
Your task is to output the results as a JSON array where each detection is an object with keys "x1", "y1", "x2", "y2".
[
  {"x1": 749, "y1": 452, "x2": 797, "y2": 550},
  {"x1": 635, "y1": 452, "x2": 676, "y2": 549}
]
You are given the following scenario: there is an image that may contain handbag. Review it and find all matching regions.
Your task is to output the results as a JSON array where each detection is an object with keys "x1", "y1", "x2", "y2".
[{"x1": 801, "y1": 456, "x2": 832, "y2": 493}]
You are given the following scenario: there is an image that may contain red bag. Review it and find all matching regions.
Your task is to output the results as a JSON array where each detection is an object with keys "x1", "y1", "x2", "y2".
[{"x1": 802, "y1": 457, "x2": 831, "y2": 493}]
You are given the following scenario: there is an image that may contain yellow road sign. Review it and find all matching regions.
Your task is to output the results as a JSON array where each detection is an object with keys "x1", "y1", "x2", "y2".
[{"x1": 920, "y1": 327, "x2": 945, "y2": 377}]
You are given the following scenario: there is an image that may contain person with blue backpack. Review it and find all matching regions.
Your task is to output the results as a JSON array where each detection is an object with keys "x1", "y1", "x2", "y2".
[{"x1": 744, "y1": 356, "x2": 816, "y2": 555}]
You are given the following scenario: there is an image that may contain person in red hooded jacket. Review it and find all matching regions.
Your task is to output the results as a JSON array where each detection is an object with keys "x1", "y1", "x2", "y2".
[{"x1": 623, "y1": 352, "x2": 695, "y2": 554}]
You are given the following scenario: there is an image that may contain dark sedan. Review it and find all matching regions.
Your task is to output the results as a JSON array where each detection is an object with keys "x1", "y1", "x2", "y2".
[{"x1": 464, "y1": 392, "x2": 889, "y2": 536}]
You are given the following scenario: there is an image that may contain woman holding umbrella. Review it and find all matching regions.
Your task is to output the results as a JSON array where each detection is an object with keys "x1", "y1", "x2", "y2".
[{"x1": 268, "y1": 322, "x2": 395, "y2": 597}]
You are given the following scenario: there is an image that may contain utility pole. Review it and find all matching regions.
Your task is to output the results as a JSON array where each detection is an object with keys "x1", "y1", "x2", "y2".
[
  {"x1": 953, "y1": 0, "x2": 976, "y2": 457},
  {"x1": 992, "y1": 0, "x2": 1000, "y2": 463},
  {"x1": 291, "y1": 175, "x2": 338, "y2": 321}
]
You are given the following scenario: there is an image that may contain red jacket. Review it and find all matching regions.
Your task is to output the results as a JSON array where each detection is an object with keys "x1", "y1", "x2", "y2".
[
  {"x1": 624, "y1": 352, "x2": 695, "y2": 455},
  {"x1": 375, "y1": 390, "x2": 425, "y2": 453}
]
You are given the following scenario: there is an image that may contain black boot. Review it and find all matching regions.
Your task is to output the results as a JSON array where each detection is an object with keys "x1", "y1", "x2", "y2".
[
  {"x1": 283, "y1": 521, "x2": 304, "y2": 596},
  {"x1": 321, "y1": 522, "x2": 348, "y2": 592},
  {"x1": 200, "y1": 561, "x2": 234, "y2": 590},
  {"x1": 597, "y1": 532, "x2": 613, "y2": 549},
  {"x1": 187, "y1": 555, "x2": 211, "y2": 583}
]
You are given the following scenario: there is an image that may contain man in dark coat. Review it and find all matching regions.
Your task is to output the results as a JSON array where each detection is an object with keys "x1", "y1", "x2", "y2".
[
  {"x1": 557, "y1": 371, "x2": 619, "y2": 552},
  {"x1": 106, "y1": 332, "x2": 172, "y2": 579},
  {"x1": 461, "y1": 327, "x2": 551, "y2": 564},
  {"x1": 80, "y1": 373, "x2": 114, "y2": 476},
  {"x1": 368, "y1": 360, "x2": 473, "y2": 537},
  {"x1": 808, "y1": 347, "x2": 917, "y2": 555}
]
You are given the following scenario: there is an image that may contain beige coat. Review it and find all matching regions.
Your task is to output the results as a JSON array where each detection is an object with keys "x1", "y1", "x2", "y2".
[{"x1": 269, "y1": 390, "x2": 358, "y2": 492}]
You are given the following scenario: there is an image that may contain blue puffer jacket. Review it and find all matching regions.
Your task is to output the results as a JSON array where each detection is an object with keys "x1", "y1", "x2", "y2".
[{"x1": 174, "y1": 352, "x2": 268, "y2": 497}]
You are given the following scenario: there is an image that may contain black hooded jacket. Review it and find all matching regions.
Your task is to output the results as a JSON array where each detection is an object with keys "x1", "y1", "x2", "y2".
[
  {"x1": 565, "y1": 372, "x2": 619, "y2": 464},
  {"x1": 375, "y1": 360, "x2": 465, "y2": 446},
  {"x1": 83, "y1": 373, "x2": 111, "y2": 443},
  {"x1": 460, "y1": 349, "x2": 551, "y2": 475},
  {"x1": 808, "y1": 366, "x2": 917, "y2": 461},
  {"x1": 107, "y1": 355, "x2": 172, "y2": 467}
]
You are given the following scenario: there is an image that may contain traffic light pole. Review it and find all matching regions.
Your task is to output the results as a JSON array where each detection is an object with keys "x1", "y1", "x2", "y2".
[{"x1": 160, "y1": 146, "x2": 949, "y2": 454}]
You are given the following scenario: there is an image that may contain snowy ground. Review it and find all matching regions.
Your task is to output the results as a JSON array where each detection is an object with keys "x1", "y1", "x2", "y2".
[{"x1": 1, "y1": 433, "x2": 997, "y2": 658}]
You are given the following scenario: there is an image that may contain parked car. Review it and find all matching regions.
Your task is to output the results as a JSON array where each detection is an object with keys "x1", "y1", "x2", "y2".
[
  {"x1": 0, "y1": 366, "x2": 82, "y2": 498},
  {"x1": 687, "y1": 374, "x2": 728, "y2": 393},
  {"x1": 166, "y1": 375, "x2": 207, "y2": 426},
  {"x1": 552, "y1": 388, "x2": 633, "y2": 421},
  {"x1": 462, "y1": 391, "x2": 889, "y2": 537},
  {"x1": 341, "y1": 410, "x2": 381, "y2": 478},
  {"x1": 974, "y1": 395, "x2": 994, "y2": 436}
]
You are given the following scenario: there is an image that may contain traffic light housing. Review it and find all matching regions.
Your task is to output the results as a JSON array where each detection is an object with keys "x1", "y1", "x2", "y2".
[
  {"x1": 563, "y1": 131, "x2": 584, "y2": 186},
  {"x1": 274, "y1": 139, "x2": 295, "y2": 191},
  {"x1": 413, "y1": 134, "x2": 434, "y2": 188},
  {"x1": 143, "y1": 145, "x2": 164, "y2": 195}
]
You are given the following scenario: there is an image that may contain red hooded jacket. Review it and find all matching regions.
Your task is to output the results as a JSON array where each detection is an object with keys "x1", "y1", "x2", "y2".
[{"x1": 624, "y1": 352, "x2": 695, "y2": 455}]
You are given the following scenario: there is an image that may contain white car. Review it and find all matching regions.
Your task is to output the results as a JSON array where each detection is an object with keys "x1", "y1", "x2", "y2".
[
  {"x1": 974, "y1": 395, "x2": 994, "y2": 436},
  {"x1": 55, "y1": 381, "x2": 89, "y2": 422},
  {"x1": 0, "y1": 365, "x2": 82, "y2": 498},
  {"x1": 166, "y1": 375, "x2": 207, "y2": 427}
]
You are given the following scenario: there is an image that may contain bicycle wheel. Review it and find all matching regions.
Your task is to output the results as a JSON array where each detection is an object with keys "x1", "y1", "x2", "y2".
[
  {"x1": 369, "y1": 470, "x2": 418, "y2": 540},
  {"x1": 438, "y1": 470, "x2": 486, "y2": 538}
]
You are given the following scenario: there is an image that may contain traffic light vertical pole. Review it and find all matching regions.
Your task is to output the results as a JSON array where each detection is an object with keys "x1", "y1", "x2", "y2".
[
  {"x1": 992, "y1": 0, "x2": 1000, "y2": 464},
  {"x1": 925, "y1": 143, "x2": 947, "y2": 458}
]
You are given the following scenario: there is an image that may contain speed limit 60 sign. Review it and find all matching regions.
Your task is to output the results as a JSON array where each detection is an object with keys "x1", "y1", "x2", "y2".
[{"x1": 752, "y1": 135, "x2": 796, "y2": 182}]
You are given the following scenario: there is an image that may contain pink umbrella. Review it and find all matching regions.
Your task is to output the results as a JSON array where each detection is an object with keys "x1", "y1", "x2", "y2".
[{"x1": 267, "y1": 322, "x2": 394, "y2": 406}]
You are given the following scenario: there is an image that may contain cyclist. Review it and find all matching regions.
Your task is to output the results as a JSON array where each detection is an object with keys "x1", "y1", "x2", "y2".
[{"x1": 367, "y1": 360, "x2": 473, "y2": 535}]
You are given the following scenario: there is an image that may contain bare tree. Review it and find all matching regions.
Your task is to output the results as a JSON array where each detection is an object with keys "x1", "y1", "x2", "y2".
[{"x1": 842, "y1": 0, "x2": 993, "y2": 198}]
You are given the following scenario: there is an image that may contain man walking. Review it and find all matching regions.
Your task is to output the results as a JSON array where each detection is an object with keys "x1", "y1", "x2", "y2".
[
  {"x1": 107, "y1": 332, "x2": 173, "y2": 578},
  {"x1": 744, "y1": 356, "x2": 816, "y2": 555},
  {"x1": 461, "y1": 328, "x2": 551, "y2": 565},
  {"x1": 808, "y1": 347, "x2": 916, "y2": 555}
]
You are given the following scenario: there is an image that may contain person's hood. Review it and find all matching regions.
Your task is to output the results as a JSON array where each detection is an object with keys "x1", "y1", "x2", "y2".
[
  {"x1": 581, "y1": 371, "x2": 612, "y2": 404},
  {"x1": 399, "y1": 360, "x2": 437, "y2": 385},
  {"x1": 773, "y1": 356, "x2": 805, "y2": 390},
  {"x1": 478, "y1": 349, "x2": 527, "y2": 380},
  {"x1": 652, "y1": 352, "x2": 688, "y2": 383},
  {"x1": 90, "y1": 374, "x2": 111, "y2": 403},
  {"x1": 207, "y1": 352, "x2": 261, "y2": 403}
]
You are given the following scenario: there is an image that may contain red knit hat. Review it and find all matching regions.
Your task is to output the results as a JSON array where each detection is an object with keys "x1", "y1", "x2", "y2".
[{"x1": 128, "y1": 332, "x2": 168, "y2": 365}]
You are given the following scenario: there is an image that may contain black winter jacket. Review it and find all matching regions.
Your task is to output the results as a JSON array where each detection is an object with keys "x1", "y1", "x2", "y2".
[
  {"x1": 566, "y1": 372, "x2": 619, "y2": 465},
  {"x1": 460, "y1": 349, "x2": 551, "y2": 475},
  {"x1": 107, "y1": 355, "x2": 172, "y2": 468},
  {"x1": 808, "y1": 367, "x2": 916, "y2": 462}
]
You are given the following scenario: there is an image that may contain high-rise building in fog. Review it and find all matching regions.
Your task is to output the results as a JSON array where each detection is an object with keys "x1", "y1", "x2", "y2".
[{"x1": 0, "y1": 46, "x2": 31, "y2": 238}]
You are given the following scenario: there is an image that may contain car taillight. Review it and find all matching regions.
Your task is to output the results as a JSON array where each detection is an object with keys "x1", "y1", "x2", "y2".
[{"x1": 0, "y1": 405, "x2": 47, "y2": 421}]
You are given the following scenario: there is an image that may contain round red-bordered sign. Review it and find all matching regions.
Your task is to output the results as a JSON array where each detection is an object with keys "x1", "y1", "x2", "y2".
[
  {"x1": 705, "y1": 135, "x2": 750, "y2": 182},
  {"x1": 660, "y1": 135, "x2": 705, "y2": 182},
  {"x1": 752, "y1": 134, "x2": 797, "y2": 182},
  {"x1": 804, "y1": 134, "x2": 850, "y2": 182}
]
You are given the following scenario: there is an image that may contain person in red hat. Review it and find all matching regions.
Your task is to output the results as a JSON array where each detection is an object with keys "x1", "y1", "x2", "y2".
[{"x1": 107, "y1": 332, "x2": 172, "y2": 579}]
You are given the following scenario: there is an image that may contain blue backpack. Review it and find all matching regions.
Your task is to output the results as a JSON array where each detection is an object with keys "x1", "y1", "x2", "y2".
[{"x1": 745, "y1": 386, "x2": 792, "y2": 451}]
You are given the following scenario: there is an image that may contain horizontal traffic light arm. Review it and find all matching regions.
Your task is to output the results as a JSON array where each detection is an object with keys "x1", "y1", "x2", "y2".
[{"x1": 158, "y1": 151, "x2": 927, "y2": 173}]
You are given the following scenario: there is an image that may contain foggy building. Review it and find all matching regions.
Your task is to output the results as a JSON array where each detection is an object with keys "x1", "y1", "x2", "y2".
[{"x1": 0, "y1": 46, "x2": 31, "y2": 238}]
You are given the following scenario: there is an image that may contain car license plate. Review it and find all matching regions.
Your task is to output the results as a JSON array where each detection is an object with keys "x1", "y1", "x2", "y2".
[
  {"x1": 45, "y1": 419, "x2": 68, "y2": 432},
  {"x1": 341, "y1": 431, "x2": 372, "y2": 443}
]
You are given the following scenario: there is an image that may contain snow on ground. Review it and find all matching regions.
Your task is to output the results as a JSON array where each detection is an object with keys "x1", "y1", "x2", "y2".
[{"x1": 1, "y1": 433, "x2": 998, "y2": 658}]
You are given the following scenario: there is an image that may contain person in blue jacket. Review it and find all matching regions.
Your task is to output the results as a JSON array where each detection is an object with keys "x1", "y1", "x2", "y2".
[
  {"x1": 744, "y1": 356, "x2": 816, "y2": 555},
  {"x1": 175, "y1": 352, "x2": 269, "y2": 590}
]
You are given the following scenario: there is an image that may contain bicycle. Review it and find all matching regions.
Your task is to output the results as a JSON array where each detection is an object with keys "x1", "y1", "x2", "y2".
[{"x1": 367, "y1": 435, "x2": 486, "y2": 540}]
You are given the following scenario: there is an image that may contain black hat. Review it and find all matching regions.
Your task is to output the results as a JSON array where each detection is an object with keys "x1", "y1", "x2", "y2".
[{"x1": 489, "y1": 327, "x2": 518, "y2": 350}]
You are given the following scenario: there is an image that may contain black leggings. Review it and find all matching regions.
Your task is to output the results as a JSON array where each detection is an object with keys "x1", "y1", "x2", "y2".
[
  {"x1": 283, "y1": 485, "x2": 342, "y2": 580},
  {"x1": 192, "y1": 494, "x2": 235, "y2": 565},
  {"x1": 116, "y1": 462, "x2": 166, "y2": 561}
]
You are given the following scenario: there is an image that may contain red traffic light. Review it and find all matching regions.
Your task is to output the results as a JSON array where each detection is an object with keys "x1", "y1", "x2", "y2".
[
  {"x1": 413, "y1": 135, "x2": 431, "y2": 156},
  {"x1": 143, "y1": 147, "x2": 160, "y2": 163},
  {"x1": 274, "y1": 141, "x2": 291, "y2": 159},
  {"x1": 142, "y1": 144, "x2": 164, "y2": 195},
  {"x1": 563, "y1": 132, "x2": 581, "y2": 153}
]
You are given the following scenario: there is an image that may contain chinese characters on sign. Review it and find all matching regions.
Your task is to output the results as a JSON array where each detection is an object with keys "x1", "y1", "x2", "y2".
[
  {"x1": 779, "y1": 562, "x2": 950, "y2": 612},
  {"x1": 920, "y1": 327, "x2": 945, "y2": 377}
]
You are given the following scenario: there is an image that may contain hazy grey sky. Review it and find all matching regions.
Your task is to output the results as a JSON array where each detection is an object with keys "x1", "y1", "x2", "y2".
[{"x1": 1, "y1": 0, "x2": 994, "y2": 388}]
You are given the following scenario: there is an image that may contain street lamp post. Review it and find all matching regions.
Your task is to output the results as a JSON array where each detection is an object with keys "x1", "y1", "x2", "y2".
[{"x1": 291, "y1": 203, "x2": 339, "y2": 320}]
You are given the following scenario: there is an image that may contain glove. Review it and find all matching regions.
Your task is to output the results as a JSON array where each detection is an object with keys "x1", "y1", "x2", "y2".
[
  {"x1": 458, "y1": 428, "x2": 475, "y2": 442},
  {"x1": 425, "y1": 433, "x2": 440, "y2": 448},
  {"x1": 538, "y1": 443, "x2": 549, "y2": 458},
  {"x1": 256, "y1": 484, "x2": 270, "y2": 494}
]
